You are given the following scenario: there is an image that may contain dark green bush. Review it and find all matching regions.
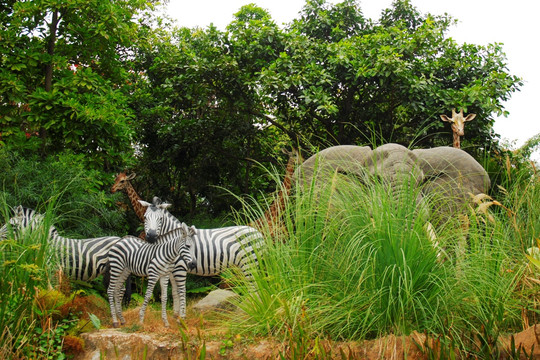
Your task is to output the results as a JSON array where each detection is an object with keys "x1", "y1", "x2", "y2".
[{"x1": 0, "y1": 148, "x2": 128, "y2": 237}]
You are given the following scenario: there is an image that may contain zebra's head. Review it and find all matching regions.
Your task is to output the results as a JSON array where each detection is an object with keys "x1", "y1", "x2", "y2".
[
  {"x1": 178, "y1": 223, "x2": 197, "y2": 271},
  {"x1": 139, "y1": 197, "x2": 170, "y2": 243},
  {"x1": 0, "y1": 205, "x2": 43, "y2": 239}
]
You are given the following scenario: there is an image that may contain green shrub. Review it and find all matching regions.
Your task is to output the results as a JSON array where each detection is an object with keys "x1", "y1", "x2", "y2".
[{"x1": 0, "y1": 148, "x2": 128, "y2": 237}]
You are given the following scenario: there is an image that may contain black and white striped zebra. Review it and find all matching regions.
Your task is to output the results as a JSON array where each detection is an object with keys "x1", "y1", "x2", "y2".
[
  {"x1": 140, "y1": 197, "x2": 264, "y2": 290},
  {"x1": 0, "y1": 205, "x2": 122, "y2": 282},
  {"x1": 107, "y1": 205, "x2": 196, "y2": 328}
]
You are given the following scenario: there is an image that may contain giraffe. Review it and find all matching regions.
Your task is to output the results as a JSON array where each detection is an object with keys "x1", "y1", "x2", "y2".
[
  {"x1": 112, "y1": 148, "x2": 301, "y2": 240},
  {"x1": 111, "y1": 172, "x2": 147, "y2": 238},
  {"x1": 440, "y1": 108, "x2": 476, "y2": 149},
  {"x1": 251, "y1": 147, "x2": 301, "y2": 239}
]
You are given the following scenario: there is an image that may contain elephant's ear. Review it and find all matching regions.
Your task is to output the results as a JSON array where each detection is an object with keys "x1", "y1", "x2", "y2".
[{"x1": 440, "y1": 115, "x2": 452, "y2": 122}]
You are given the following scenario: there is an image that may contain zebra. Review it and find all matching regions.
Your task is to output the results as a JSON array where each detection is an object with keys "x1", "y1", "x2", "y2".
[
  {"x1": 107, "y1": 202, "x2": 197, "y2": 328},
  {"x1": 0, "y1": 205, "x2": 122, "y2": 282},
  {"x1": 140, "y1": 197, "x2": 264, "y2": 293}
]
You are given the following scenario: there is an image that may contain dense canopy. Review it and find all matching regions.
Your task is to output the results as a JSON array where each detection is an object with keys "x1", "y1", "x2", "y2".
[{"x1": 0, "y1": 0, "x2": 523, "y2": 214}]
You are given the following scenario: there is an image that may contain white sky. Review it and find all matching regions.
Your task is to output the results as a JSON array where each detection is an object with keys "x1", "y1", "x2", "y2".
[{"x1": 165, "y1": 0, "x2": 539, "y2": 158}]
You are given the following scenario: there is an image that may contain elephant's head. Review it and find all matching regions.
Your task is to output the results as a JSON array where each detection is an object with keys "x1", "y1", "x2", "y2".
[
  {"x1": 296, "y1": 144, "x2": 490, "y2": 225},
  {"x1": 297, "y1": 144, "x2": 423, "y2": 195},
  {"x1": 412, "y1": 147, "x2": 490, "y2": 223},
  {"x1": 363, "y1": 143, "x2": 424, "y2": 195}
]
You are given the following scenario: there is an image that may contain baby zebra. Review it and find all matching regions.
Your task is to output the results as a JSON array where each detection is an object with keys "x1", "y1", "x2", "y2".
[{"x1": 107, "y1": 222, "x2": 196, "y2": 328}]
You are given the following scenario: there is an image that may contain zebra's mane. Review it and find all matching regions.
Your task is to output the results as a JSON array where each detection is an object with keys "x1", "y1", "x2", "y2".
[{"x1": 163, "y1": 209, "x2": 184, "y2": 227}]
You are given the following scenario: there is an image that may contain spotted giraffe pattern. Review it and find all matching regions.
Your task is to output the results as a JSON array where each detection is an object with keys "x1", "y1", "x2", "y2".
[
  {"x1": 251, "y1": 147, "x2": 301, "y2": 238},
  {"x1": 111, "y1": 172, "x2": 148, "y2": 239}
]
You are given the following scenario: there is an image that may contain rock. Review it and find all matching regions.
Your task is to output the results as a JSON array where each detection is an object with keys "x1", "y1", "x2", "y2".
[
  {"x1": 192, "y1": 289, "x2": 239, "y2": 312},
  {"x1": 501, "y1": 324, "x2": 540, "y2": 358},
  {"x1": 75, "y1": 329, "x2": 183, "y2": 360}
]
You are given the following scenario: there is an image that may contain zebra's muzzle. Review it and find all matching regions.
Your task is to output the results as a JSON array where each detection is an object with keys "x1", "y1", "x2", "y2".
[
  {"x1": 187, "y1": 260, "x2": 197, "y2": 271},
  {"x1": 145, "y1": 230, "x2": 158, "y2": 243}
]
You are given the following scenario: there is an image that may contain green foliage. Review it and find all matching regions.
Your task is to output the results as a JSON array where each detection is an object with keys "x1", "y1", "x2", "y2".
[
  {"x1": 0, "y1": 0, "x2": 158, "y2": 170},
  {"x1": 24, "y1": 67, "x2": 135, "y2": 169},
  {"x1": 0, "y1": 148, "x2": 128, "y2": 237},
  {"x1": 0, "y1": 202, "x2": 57, "y2": 357},
  {"x1": 88, "y1": 313, "x2": 101, "y2": 330},
  {"x1": 261, "y1": 0, "x2": 522, "y2": 152},
  {"x1": 128, "y1": 0, "x2": 522, "y2": 216},
  {"x1": 233, "y1": 171, "x2": 449, "y2": 339},
  {"x1": 24, "y1": 317, "x2": 76, "y2": 360},
  {"x1": 129, "y1": 13, "x2": 288, "y2": 215}
]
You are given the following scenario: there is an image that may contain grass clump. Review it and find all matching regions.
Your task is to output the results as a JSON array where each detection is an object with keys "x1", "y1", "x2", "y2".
[
  {"x1": 234, "y1": 169, "x2": 450, "y2": 339},
  {"x1": 229, "y1": 158, "x2": 537, "y2": 356}
]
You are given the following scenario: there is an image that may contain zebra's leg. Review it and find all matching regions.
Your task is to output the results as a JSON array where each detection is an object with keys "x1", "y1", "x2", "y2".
[
  {"x1": 122, "y1": 275, "x2": 133, "y2": 306},
  {"x1": 139, "y1": 275, "x2": 158, "y2": 325},
  {"x1": 159, "y1": 276, "x2": 170, "y2": 327},
  {"x1": 115, "y1": 271, "x2": 130, "y2": 325},
  {"x1": 238, "y1": 255, "x2": 259, "y2": 293},
  {"x1": 108, "y1": 267, "x2": 127, "y2": 327},
  {"x1": 173, "y1": 267, "x2": 188, "y2": 319},
  {"x1": 169, "y1": 273, "x2": 180, "y2": 315},
  {"x1": 107, "y1": 274, "x2": 119, "y2": 328}
]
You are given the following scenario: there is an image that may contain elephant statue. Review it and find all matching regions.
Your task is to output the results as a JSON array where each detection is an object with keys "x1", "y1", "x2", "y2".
[{"x1": 296, "y1": 143, "x2": 490, "y2": 225}]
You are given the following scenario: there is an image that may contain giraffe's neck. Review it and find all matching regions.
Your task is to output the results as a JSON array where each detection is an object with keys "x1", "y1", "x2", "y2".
[
  {"x1": 124, "y1": 182, "x2": 146, "y2": 222},
  {"x1": 280, "y1": 154, "x2": 296, "y2": 195},
  {"x1": 253, "y1": 150, "x2": 298, "y2": 234},
  {"x1": 453, "y1": 132, "x2": 461, "y2": 149}
]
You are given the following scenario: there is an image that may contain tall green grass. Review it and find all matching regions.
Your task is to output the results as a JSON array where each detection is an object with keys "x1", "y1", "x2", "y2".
[
  {"x1": 0, "y1": 201, "x2": 58, "y2": 357},
  {"x1": 229, "y1": 157, "x2": 536, "y2": 354}
]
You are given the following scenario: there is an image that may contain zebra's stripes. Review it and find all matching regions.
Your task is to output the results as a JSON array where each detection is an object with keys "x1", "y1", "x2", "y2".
[
  {"x1": 139, "y1": 198, "x2": 264, "y2": 288},
  {"x1": 1, "y1": 206, "x2": 121, "y2": 281},
  {"x1": 107, "y1": 218, "x2": 196, "y2": 327}
]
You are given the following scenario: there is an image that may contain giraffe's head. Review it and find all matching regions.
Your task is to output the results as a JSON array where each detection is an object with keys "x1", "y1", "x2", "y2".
[
  {"x1": 111, "y1": 172, "x2": 136, "y2": 193},
  {"x1": 440, "y1": 108, "x2": 476, "y2": 136},
  {"x1": 139, "y1": 197, "x2": 170, "y2": 243}
]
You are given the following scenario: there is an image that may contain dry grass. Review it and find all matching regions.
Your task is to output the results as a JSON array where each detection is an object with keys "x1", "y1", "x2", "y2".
[{"x1": 110, "y1": 300, "x2": 230, "y2": 340}]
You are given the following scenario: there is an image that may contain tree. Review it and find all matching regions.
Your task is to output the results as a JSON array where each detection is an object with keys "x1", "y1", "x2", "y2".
[
  {"x1": 0, "y1": 0, "x2": 159, "y2": 170},
  {"x1": 259, "y1": 0, "x2": 522, "y2": 153},
  {"x1": 128, "y1": 0, "x2": 522, "y2": 216},
  {"x1": 130, "y1": 8, "x2": 288, "y2": 216}
]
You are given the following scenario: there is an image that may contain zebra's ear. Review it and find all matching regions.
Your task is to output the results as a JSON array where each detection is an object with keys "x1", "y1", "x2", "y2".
[
  {"x1": 180, "y1": 226, "x2": 188, "y2": 237},
  {"x1": 188, "y1": 225, "x2": 196, "y2": 236},
  {"x1": 158, "y1": 202, "x2": 171, "y2": 210},
  {"x1": 13, "y1": 205, "x2": 24, "y2": 216},
  {"x1": 138, "y1": 200, "x2": 152, "y2": 208}
]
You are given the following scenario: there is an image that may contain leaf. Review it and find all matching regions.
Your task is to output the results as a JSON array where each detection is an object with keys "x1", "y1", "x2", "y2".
[
  {"x1": 525, "y1": 254, "x2": 540, "y2": 271},
  {"x1": 88, "y1": 313, "x2": 101, "y2": 330},
  {"x1": 11, "y1": 63, "x2": 27, "y2": 71}
]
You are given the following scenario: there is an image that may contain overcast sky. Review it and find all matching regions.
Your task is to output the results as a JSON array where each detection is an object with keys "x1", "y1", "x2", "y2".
[{"x1": 164, "y1": 0, "x2": 539, "y2": 158}]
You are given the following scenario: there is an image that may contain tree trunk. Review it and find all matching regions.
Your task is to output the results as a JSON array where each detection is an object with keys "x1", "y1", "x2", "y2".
[
  {"x1": 45, "y1": 9, "x2": 59, "y2": 92},
  {"x1": 40, "y1": 9, "x2": 60, "y2": 155}
]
